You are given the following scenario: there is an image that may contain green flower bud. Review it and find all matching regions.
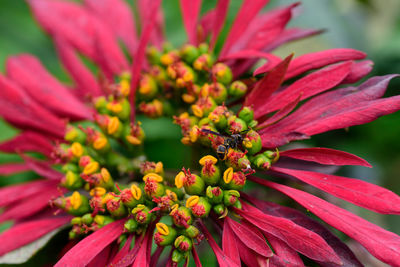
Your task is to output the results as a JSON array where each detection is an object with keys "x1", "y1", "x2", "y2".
[
  {"x1": 175, "y1": 169, "x2": 205, "y2": 195},
  {"x1": 172, "y1": 249, "x2": 185, "y2": 263},
  {"x1": 198, "y1": 43, "x2": 209, "y2": 54},
  {"x1": 208, "y1": 83, "x2": 228, "y2": 104},
  {"x1": 248, "y1": 120, "x2": 258, "y2": 128},
  {"x1": 180, "y1": 44, "x2": 200, "y2": 64},
  {"x1": 71, "y1": 217, "x2": 82, "y2": 225},
  {"x1": 223, "y1": 168, "x2": 246, "y2": 190},
  {"x1": 206, "y1": 186, "x2": 223, "y2": 204},
  {"x1": 238, "y1": 106, "x2": 254, "y2": 123},
  {"x1": 106, "y1": 197, "x2": 127, "y2": 218},
  {"x1": 132, "y1": 204, "x2": 153, "y2": 225},
  {"x1": 170, "y1": 206, "x2": 193, "y2": 228},
  {"x1": 185, "y1": 225, "x2": 200, "y2": 239},
  {"x1": 94, "y1": 215, "x2": 114, "y2": 228},
  {"x1": 186, "y1": 196, "x2": 211, "y2": 218},
  {"x1": 212, "y1": 63, "x2": 233, "y2": 85},
  {"x1": 65, "y1": 126, "x2": 86, "y2": 143},
  {"x1": 228, "y1": 117, "x2": 248, "y2": 133},
  {"x1": 124, "y1": 218, "x2": 138, "y2": 233},
  {"x1": 174, "y1": 235, "x2": 193, "y2": 252},
  {"x1": 223, "y1": 190, "x2": 240, "y2": 207},
  {"x1": 61, "y1": 171, "x2": 84, "y2": 190},
  {"x1": 213, "y1": 204, "x2": 226, "y2": 217},
  {"x1": 252, "y1": 154, "x2": 271, "y2": 170},
  {"x1": 138, "y1": 74, "x2": 158, "y2": 100},
  {"x1": 242, "y1": 130, "x2": 262, "y2": 155},
  {"x1": 81, "y1": 213, "x2": 93, "y2": 225},
  {"x1": 208, "y1": 106, "x2": 229, "y2": 130},
  {"x1": 199, "y1": 155, "x2": 220, "y2": 185},
  {"x1": 146, "y1": 45, "x2": 161, "y2": 65},
  {"x1": 229, "y1": 81, "x2": 248, "y2": 98},
  {"x1": 61, "y1": 163, "x2": 79, "y2": 173},
  {"x1": 120, "y1": 185, "x2": 143, "y2": 208},
  {"x1": 154, "y1": 223, "x2": 177, "y2": 246},
  {"x1": 54, "y1": 192, "x2": 90, "y2": 216},
  {"x1": 94, "y1": 96, "x2": 108, "y2": 114}
]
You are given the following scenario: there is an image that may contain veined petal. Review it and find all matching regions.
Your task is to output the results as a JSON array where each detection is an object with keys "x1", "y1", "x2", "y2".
[
  {"x1": 262, "y1": 180, "x2": 400, "y2": 267},
  {"x1": 55, "y1": 219, "x2": 125, "y2": 267},
  {"x1": 226, "y1": 217, "x2": 273, "y2": 258},
  {"x1": 222, "y1": 221, "x2": 241, "y2": 266},
  {"x1": 0, "y1": 180, "x2": 58, "y2": 207},
  {"x1": 108, "y1": 235, "x2": 133, "y2": 266},
  {"x1": 28, "y1": 0, "x2": 128, "y2": 76},
  {"x1": 220, "y1": 0, "x2": 269, "y2": 56},
  {"x1": 0, "y1": 163, "x2": 30, "y2": 176},
  {"x1": 284, "y1": 48, "x2": 366, "y2": 80},
  {"x1": 280, "y1": 147, "x2": 371, "y2": 167},
  {"x1": 87, "y1": 244, "x2": 113, "y2": 267},
  {"x1": 210, "y1": 0, "x2": 230, "y2": 49},
  {"x1": 198, "y1": 220, "x2": 240, "y2": 267},
  {"x1": 22, "y1": 155, "x2": 63, "y2": 180},
  {"x1": 0, "y1": 131, "x2": 54, "y2": 157},
  {"x1": 236, "y1": 203, "x2": 341, "y2": 264},
  {"x1": 180, "y1": 0, "x2": 202, "y2": 45},
  {"x1": 264, "y1": 233, "x2": 305, "y2": 267},
  {"x1": 137, "y1": 0, "x2": 165, "y2": 47},
  {"x1": 0, "y1": 216, "x2": 71, "y2": 256},
  {"x1": 0, "y1": 75, "x2": 65, "y2": 138},
  {"x1": 254, "y1": 61, "x2": 353, "y2": 117},
  {"x1": 55, "y1": 38, "x2": 103, "y2": 98},
  {"x1": 234, "y1": 237, "x2": 268, "y2": 267},
  {"x1": 342, "y1": 60, "x2": 373, "y2": 84},
  {"x1": 84, "y1": 0, "x2": 138, "y2": 54},
  {"x1": 271, "y1": 167, "x2": 400, "y2": 214},
  {"x1": 245, "y1": 54, "x2": 293, "y2": 108}
]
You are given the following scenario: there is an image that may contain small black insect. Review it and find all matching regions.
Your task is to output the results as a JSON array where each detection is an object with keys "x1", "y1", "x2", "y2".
[{"x1": 201, "y1": 129, "x2": 248, "y2": 160}]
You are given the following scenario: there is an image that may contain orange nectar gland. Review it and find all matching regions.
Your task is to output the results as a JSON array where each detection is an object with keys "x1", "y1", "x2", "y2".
[
  {"x1": 126, "y1": 135, "x2": 141, "y2": 145},
  {"x1": 199, "y1": 155, "x2": 218, "y2": 165},
  {"x1": 143, "y1": 173, "x2": 163, "y2": 183},
  {"x1": 156, "y1": 222, "x2": 170, "y2": 236},
  {"x1": 107, "y1": 117, "x2": 120, "y2": 135},
  {"x1": 186, "y1": 195, "x2": 199, "y2": 208},
  {"x1": 100, "y1": 168, "x2": 111, "y2": 183},
  {"x1": 182, "y1": 93, "x2": 196, "y2": 104},
  {"x1": 93, "y1": 136, "x2": 108, "y2": 150},
  {"x1": 175, "y1": 172, "x2": 185, "y2": 189},
  {"x1": 191, "y1": 104, "x2": 203, "y2": 118},
  {"x1": 106, "y1": 101, "x2": 123, "y2": 114},
  {"x1": 189, "y1": 126, "x2": 200, "y2": 143},
  {"x1": 83, "y1": 161, "x2": 99, "y2": 175},
  {"x1": 119, "y1": 79, "x2": 130, "y2": 97},
  {"x1": 70, "y1": 142, "x2": 84, "y2": 158},
  {"x1": 90, "y1": 187, "x2": 107, "y2": 197},
  {"x1": 130, "y1": 184, "x2": 142, "y2": 200},
  {"x1": 70, "y1": 191, "x2": 83, "y2": 210},
  {"x1": 223, "y1": 167, "x2": 234, "y2": 183}
]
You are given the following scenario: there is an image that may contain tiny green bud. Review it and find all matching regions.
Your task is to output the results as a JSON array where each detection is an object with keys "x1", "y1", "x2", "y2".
[
  {"x1": 229, "y1": 81, "x2": 248, "y2": 98},
  {"x1": 124, "y1": 218, "x2": 138, "y2": 232},
  {"x1": 81, "y1": 213, "x2": 93, "y2": 225},
  {"x1": 238, "y1": 106, "x2": 254, "y2": 123}
]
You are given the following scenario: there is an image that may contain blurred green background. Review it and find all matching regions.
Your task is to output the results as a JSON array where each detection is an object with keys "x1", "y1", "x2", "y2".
[{"x1": 0, "y1": 0, "x2": 399, "y2": 266}]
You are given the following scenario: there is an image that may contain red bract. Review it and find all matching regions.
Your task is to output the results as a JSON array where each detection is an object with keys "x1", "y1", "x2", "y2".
[{"x1": 0, "y1": 0, "x2": 399, "y2": 266}]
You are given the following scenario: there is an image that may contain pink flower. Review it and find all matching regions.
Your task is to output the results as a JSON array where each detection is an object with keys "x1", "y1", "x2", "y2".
[{"x1": 0, "y1": 0, "x2": 399, "y2": 266}]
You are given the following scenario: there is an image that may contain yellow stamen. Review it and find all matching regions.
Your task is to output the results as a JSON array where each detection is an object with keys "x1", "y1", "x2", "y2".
[
  {"x1": 101, "y1": 168, "x2": 111, "y2": 182},
  {"x1": 106, "y1": 102, "x2": 123, "y2": 114},
  {"x1": 166, "y1": 189, "x2": 178, "y2": 201},
  {"x1": 183, "y1": 72, "x2": 193, "y2": 82},
  {"x1": 130, "y1": 184, "x2": 142, "y2": 200},
  {"x1": 175, "y1": 172, "x2": 185, "y2": 188},
  {"x1": 155, "y1": 162, "x2": 164, "y2": 174},
  {"x1": 193, "y1": 60, "x2": 203, "y2": 70},
  {"x1": 189, "y1": 126, "x2": 200, "y2": 143},
  {"x1": 186, "y1": 195, "x2": 199, "y2": 208},
  {"x1": 65, "y1": 128, "x2": 77, "y2": 141},
  {"x1": 126, "y1": 135, "x2": 141, "y2": 145},
  {"x1": 208, "y1": 113, "x2": 220, "y2": 123},
  {"x1": 216, "y1": 69, "x2": 225, "y2": 77},
  {"x1": 200, "y1": 84, "x2": 209, "y2": 98},
  {"x1": 223, "y1": 167, "x2": 234, "y2": 184},
  {"x1": 191, "y1": 105, "x2": 203, "y2": 118},
  {"x1": 143, "y1": 173, "x2": 163, "y2": 183},
  {"x1": 83, "y1": 161, "x2": 99, "y2": 175},
  {"x1": 70, "y1": 191, "x2": 82, "y2": 210},
  {"x1": 107, "y1": 117, "x2": 120, "y2": 135},
  {"x1": 66, "y1": 171, "x2": 77, "y2": 186},
  {"x1": 170, "y1": 204, "x2": 179, "y2": 215},
  {"x1": 94, "y1": 215, "x2": 105, "y2": 225},
  {"x1": 199, "y1": 155, "x2": 218, "y2": 166},
  {"x1": 176, "y1": 78, "x2": 185, "y2": 88},
  {"x1": 153, "y1": 99, "x2": 163, "y2": 116},
  {"x1": 119, "y1": 79, "x2": 130, "y2": 96},
  {"x1": 243, "y1": 138, "x2": 253, "y2": 149},
  {"x1": 71, "y1": 142, "x2": 83, "y2": 157},
  {"x1": 156, "y1": 223, "x2": 170, "y2": 236},
  {"x1": 179, "y1": 112, "x2": 189, "y2": 119},
  {"x1": 132, "y1": 204, "x2": 146, "y2": 214},
  {"x1": 167, "y1": 66, "x2": 177, "y2": 79},
  {"x1": 90, "y1": 187, "x2": 106, "y2": 197},
  {"x1": 93, "y1": 137, "x2": 108, "y2": 150},
  {"x1": 182, "y1": 93, "x2": 196, "y2": 103},
  {"x1": 160, "y1": 54, "x2": 174, "y2": 65}
]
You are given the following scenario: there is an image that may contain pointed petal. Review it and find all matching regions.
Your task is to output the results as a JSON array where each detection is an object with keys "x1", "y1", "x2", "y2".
[
  {"x1": 264, "y1": 28, "x2": 324, "y2": 52},
  {"x1": 0, "y1": 75, "x2": 66, "y2": 138},
  {"x1": 137, "y1": 0, "x2": 165, "y2": 47},
  {"x1": 0, "y1": 163, "x2": 30, "y2": 176},
  {"x1": 271, "y1": 167, "x2": 400, "y2": 214},
  {"x1": 132, "y1": 225, "x2": 154, "y2": 267},
  {"x1": 262, "y1": 180, "x2": 400, "y2": 267},
  {"x1": 87, "y1": 244, "x2": 113, "y2": 267},
  {"x1": 220, "y1": 0, "x2": 270, "y2": 56},
  {"x1": 285, "y1": 49, "x2": 366, "y2": 80},
  {"x1": 84, "y1": 0, "x2": 138, "y2": 54},
  {"x1": 222, "y1": 220, "x2": 241, "y2": 266},
  {"x1": 0, "y1": 180, "x2": 58, "y2": 207},
  {"x1": 112, "y1": 236, "x2": 142, "y2": 267},
  {"x1": 0, "y1": 216, "x2": 70, "y2": 256},
  {"x1": 342, "y1": 60, "x2": 373, "y2": 84},
  {"x1": 192, "y1": 246, "x2": 203, "y2": 267},
  {"x1": 234, "y1": 237, "x2": 268, "y2": 267},
  {"x1": 180, "y1": 0, "x2": 202, "y2": 44},
  {"x1": 258, "y1": 95, "x2": 300, "y2": 128},
  {"x1": 198, "y1": 220, "x2": 240, "y2": 267},
  {"x1": 6, "y1": 55, "x2": 91, "y2": 120},
  {"x1": 28, "y1": 0, "x2": 128, "y2": 75},
  {"x1": 236, "y1": 203, "x2": 341, "y2": 264},
  {"x1": 280, "y1": 147, "x2": 371, "y2": 167},
  {"x1": 210, "y1": 0, "x2": 230, "y2": 49},
  {"x1": 254, "y1": 61, "x2": 352, "y2": 117},
  {"x1": 55, "y1": 220, "x2": 125, "y2": 267},
  {"x1": 55, "y1": 38, "x2": 103, "y2": 98},
  {"x1": 226, "y1": 217, "x2": 273, "y2": 257},
  {"x1": 264, "y1": 233, "x2": 304, "y2": 267},
  {"x1": 245, "y1": 54, "x2": 293, "y2": 108},
  {"x1": 22, "y1": 156, "x2": 63, "y2": 180},
  {"x1": 0, "y1": 131, "x2": 54, "y2": 157},
  {"x1": 109, "y1": 235, "x2": 133, "y2": 266}
]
